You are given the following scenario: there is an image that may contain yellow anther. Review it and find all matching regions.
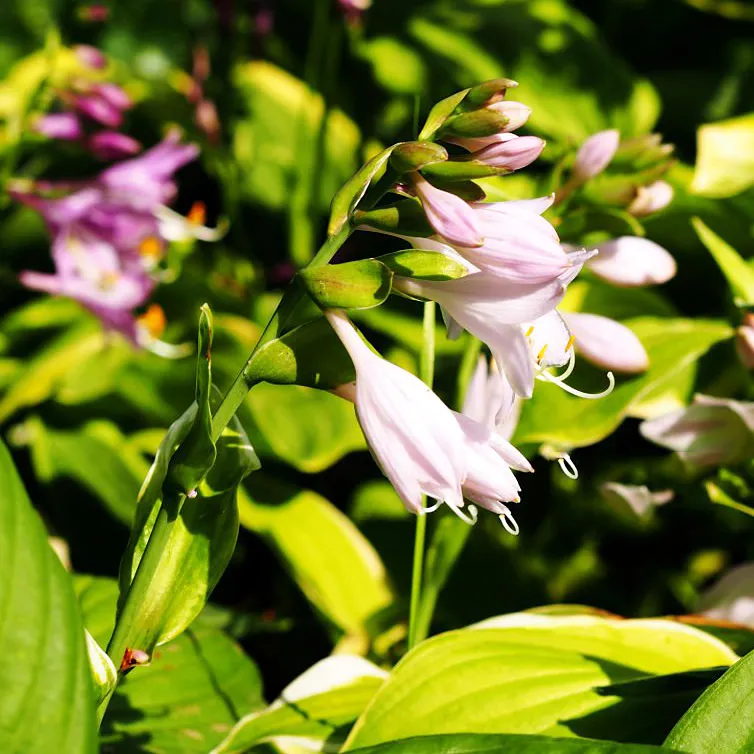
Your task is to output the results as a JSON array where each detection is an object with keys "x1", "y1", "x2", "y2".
[
  {"x1": 187, "y1": 201, "x2": 206, "y2": 226},
  {"x1": 99, "y1": 271, "x2": 120, "y2": 290},
  {"x1": 536, "y1": 344, "x2": 548, "y2": 364},
  {"x1": 566, "y1": 335, "x2": 576, "y2": 351},
  {"x1": 525, "y1": 326, "x2": 535, "y2": 338}
]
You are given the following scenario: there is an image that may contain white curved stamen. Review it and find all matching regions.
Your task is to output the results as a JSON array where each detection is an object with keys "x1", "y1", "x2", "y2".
[
  {"x1": 537, "y1": 368, "x2": 616, "y2": 399},
  {"x1": 498, "y1": 507, "x2": 520, "y2": 535},
  {"x1": 422, "y1": 500, "x2": 444, "y2": 514},
  {"x1": 447, "y1": 502, "x2": 479, "y2": 525},
  {"x1": 557, "y1": 453, "x2": 579, "y2": 480}
]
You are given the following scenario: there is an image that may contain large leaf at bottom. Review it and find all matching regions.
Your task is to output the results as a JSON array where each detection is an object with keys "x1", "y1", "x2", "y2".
[
  {"x1": 665, "y1": 649, "x2": 754, "y2": 753},
  {"x1": 348, "y1": 733, "x2": 675, "y2": 753},
  {"x1": 343, "y1": 615, "x2": 736, "y2": 749},
  {"x1": 0, "y1": 440, "x2": 96, "y2": 753}
]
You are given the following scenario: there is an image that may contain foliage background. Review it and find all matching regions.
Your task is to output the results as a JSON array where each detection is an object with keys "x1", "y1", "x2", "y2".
[{"x1": 1, "y1": 0, "x2": 754, "y2": 722}]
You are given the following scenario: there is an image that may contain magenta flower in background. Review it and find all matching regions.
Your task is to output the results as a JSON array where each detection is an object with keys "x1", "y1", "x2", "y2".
[
  {"x1": 33, "y1": 112, "x2": 84, "y2": 141},
  {"x1": 73, "y1": 44, "x2": 108, "y2": 70},
  {"x1": 88, "y1": 131, "x2": 143, "y2": 160},
  {"x1": 71, "y1": 92, "x2": 125, "y2": 128}
]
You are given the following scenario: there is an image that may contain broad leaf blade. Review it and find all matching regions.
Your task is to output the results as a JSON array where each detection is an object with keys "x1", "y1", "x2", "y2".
[{"x1": 0, "y1": 440, "x2": 97, "y2": 753}]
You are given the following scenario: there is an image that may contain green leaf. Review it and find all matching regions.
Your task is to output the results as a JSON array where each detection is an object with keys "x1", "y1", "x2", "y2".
[
  {"x1": 16, "y1": 417, "x2": 149, "y2": 525},
  {"x1": 379, "y1": 250, "x2": 471, "y2": 282},
  {"x1": 665, "y1": 649, "x2": 754, "y2": 753},
  {"x1": 692, "y1": 113, "x2": 754, "y2": 198},
  {"x1": 75, "y1": 575, "x2": 264, "y2": 753},
  {"x1": 0, "y1": 321, "x2": 104, "y2": 422},
  {"x1": 211, "y1": 656, "x2": 387, "y2": 754},
  {"x1": 514, "y1": 318, "x2": 733, "y2": 451},
  {"x1": 0, "y1": 439, "x2": 97, "y2": 753},
  {"x1": 245, "y1": 316, "x2": 357, "y2": 389},
  {"x1": 233, "y1": 61, "x2": 360, "y2": 216},
  {"x1": 418, "y1": 89, "x2": 469, "y2": 140},
  {"x1": 300, "y1": 259, "x2": 394, "y2": 310},
  {"x1": 239, "y1": 476, "x2": 394, "y2": 638},
  {"x1": 346, "y1": 733, "x2": 675, "y2": 753},
  {"x1": 344, "y1": 615, "x2": 737, "y2": 749},
  {"x1": 246, "y1": 382, "x2": 365, "y2": 472},
  {"x1": 692, "y1": 217, "x2": 754, "y2": 306}
]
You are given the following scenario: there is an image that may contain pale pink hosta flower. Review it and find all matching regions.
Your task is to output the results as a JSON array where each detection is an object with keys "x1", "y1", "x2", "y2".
[
  {"x1": 562, "y1": 312, "x2": 649, "y2": 374},
  {"x1": 698, "y1": 564, "x2": 754, "y2": 627},
  {"x1": 585, "y1": 236, "x2": 677, "y2": 288},
  {"x1": 736, "y1": 314, "x2": 754, "y2": 370},
  {"x1": 463, "y1": 355, "x2": 519, "y2": 437},
  {"x1": 601, "y1": 482, "x2": 673, "y2": 520},
  {"x1": 573, "y1": 129, "x2": 620, "y2": 181},
  {"x1": 628, "y1": 180, "x2": 674, "y2": 216},
  {"x1": 398, "y1": 196, "x2": 568, "y2": 285},
  {"x1": 411, "y1": 173, "x2": 483, "y2": 248},
  {"x1": 640, "y1": 394, "x2": 754, "y2": 468},
  {"x1": 33, "y1": 112, "x2": 84, "y2": 141},
  {"x1": 326, "y1": 310, "x2": 467, "y2": 517},
  {"x1": 396, "y1": 250, "x2": 596, "y2": 399}
]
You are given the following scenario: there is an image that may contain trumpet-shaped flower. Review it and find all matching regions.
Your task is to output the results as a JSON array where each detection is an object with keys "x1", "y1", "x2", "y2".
[
  {"x1": 88, "y1": 131, "x2": 142, "y2": 160},
  {"x1": 562, "y1": 312, "x2": 649, "y2": 373},
  {"x1": 327, "y1": 310, "x2": 467, "y2": 516},
  {"x1": 471, "y1": 134, "x2": 546, "y2": 171},
  {"x1": 585, "y1": 236, "x2": 677, "y2": 287},
  {"x1": 33, "y1": 112, "x2": 84, "y2": 141},
  {"x1": 573, "y1": 129, "x2": 620, "y2": 181},
  {"x1": 640, "y1": 394, "x2": 754, "y2": 468},
  {"x1": 411, "y1": 173, "x2": 483, "y2": 248}
]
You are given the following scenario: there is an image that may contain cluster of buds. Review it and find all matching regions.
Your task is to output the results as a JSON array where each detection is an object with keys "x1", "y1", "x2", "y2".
[
  {"x1": 33, "y1": 45, "x2": 141, "y2": 161},
  {"x1": 178, "y1": 46, "x2": 221, "y2": 145},
  {"x1": 297, "y1": 80, "x2": 642, "y2": 531},
  {"x1": 13, "y1": 131, "x2": 223, "y2": 348}
]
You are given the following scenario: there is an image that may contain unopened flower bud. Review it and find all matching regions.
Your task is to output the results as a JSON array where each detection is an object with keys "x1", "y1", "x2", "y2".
[
  {"x1": 88, "y1": 131, "x2": 143, "y2": 160},
  {"x1": 33, "y1": 112, "x2": 83, "y2": 141},
  {"x1": 72, "y1": 94, "x2": 123, "y2": 128},
  {"x1": 736, "y1": 314, "x2": 754, "y2": 370},
  {"x1": 487, "y1": 101, "x2": 532, "y2": 132},
  {"x1": 390, "y1": 141, "x2": 448, "y2": 174},
  {"x1": 93, "y1": 82, "x2": 132, "y2": 111},
  {"x1": 586, "y1": 236, "x2": 677, "y2": 288},
  {"x1": 628, "y1": 180, "x2": 674, "y2": 216},
  {"x1": 573, "y1": 129, "x2": 620, "y2": 181},
  {"x1": 77, "y1": 3, "x2": 110, "y2": 22},
  {"x1": 472, "y1": 134, "x2": 545, "y2": 171},
  {"x1": 440, "y1": 108, "x2": 511, "y2": 140},
  {"x1": 463, "y1": 78, "x2": 519, "y2": 109},
  {"x1": 563, "y1": 312, "x2": 649, "y2": 373},
  {"x1": 195, "y1": 99, "x2": 221, "y2": 144},
  {"x1": 74, "y1": 44, "x2": 107, "y2": 70}
]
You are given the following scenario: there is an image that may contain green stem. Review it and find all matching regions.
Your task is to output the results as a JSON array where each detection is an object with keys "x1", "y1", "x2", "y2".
[
  {"x1": 99, "y1": 491, "x2": 185, "y2": 723},
  {"x1": 407, "y1": 300, "x2": 436, "y2": 650}
]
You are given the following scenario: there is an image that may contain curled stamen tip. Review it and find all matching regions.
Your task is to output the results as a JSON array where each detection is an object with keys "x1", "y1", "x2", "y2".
[{"x1": 566, "y1": 335, "x2": 575, "y2": 351}]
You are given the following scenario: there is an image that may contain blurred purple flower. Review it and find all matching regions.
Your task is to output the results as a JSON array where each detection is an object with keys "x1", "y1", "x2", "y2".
[
  {"x1": 74, "y1": 45, "x2": 108, "y2": 70},
  {"x1": 88, "y1": 131, "x2": 143, "y2": 160},
  {"x1": 33, "y1": 112, "x2": 84, "y2": 141},
  {"x1": 71, "y1": 92, "x2": 124, "y2": 128}
]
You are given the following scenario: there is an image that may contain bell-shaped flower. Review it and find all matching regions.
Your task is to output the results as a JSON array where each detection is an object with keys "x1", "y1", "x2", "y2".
[
  {"x1": 697, "y1": 563, "x2": 754, "y2": 628},
  {"x1": 640, "y1": 394, "x2": 754, "y2": 468},
  {"x1": 585, "y1": 236, "x2": 677, "y2": 287},
  {"x1": 326, "y1": 310, "x2": 467, "y2": 516},
  {"x1": 628, "y1": 180, "x2": 673, "y2": 216},
  {"x1": 573, "y1": 129, "x2": 620, "y2": 181},
  {"x1": 155, "y1": 202, "x2": 227, "y2": 243},
  {"x1": 463, "y1": 355, "x2": 519, "y2": 438},
  {"x1": 562, "y1": 312, "x2": 649, "y2": 373},
  {"x1": 33, "y1": 112, "x2": 84, "y2": 141},
  {"x1": 88, "y1": 131, "x2": 143, "y2": 160},
  {"x1": 411, "y1": 173, "x2": 483, "y2": 248}
]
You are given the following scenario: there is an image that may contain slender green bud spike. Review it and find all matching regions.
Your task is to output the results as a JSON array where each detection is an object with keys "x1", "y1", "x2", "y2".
[{"x1": 299, "y1": 259, "x2": 393, "y2": 310}]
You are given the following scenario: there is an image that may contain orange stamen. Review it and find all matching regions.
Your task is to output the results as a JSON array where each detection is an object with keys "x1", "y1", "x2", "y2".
[
  {"x1": 187, "y1": 201, "x2": 206, "y2": 226},
  {"x1": 138, "y1": 236, "x2": 162, "y2": 259},
  {"x1": 138, "y1": 304, "x2": 167, "y2": 339},
  {"x1": 525, "y1": 326, "x2": 535, "y2": 338},
  {"x1": 536, "y1": 344, "x2": 548, "y2": 364},
  {"x1": 566, "y1": 335, "x2": 576, "y2": 351}
]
